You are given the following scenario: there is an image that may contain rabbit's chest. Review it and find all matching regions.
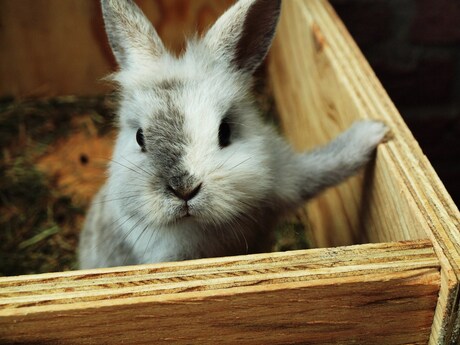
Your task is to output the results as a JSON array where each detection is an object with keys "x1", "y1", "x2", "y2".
[{"x1": 124, "y1": 222, "x2": 230, "y2": 263}]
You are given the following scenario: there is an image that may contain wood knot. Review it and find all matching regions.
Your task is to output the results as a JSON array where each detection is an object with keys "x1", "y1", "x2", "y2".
[{"x1": 312, "y1": 22, "x2": 326, "y2": 52}]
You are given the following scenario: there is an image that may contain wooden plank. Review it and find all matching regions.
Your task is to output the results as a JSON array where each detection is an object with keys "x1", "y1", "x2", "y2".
[
  {"x1": 0, "y1": 0, "x2": 109, "y2": 97},
  {"x1": 0, "y1": 241, "x2": 440, "y2": 345},
  {"x1": 1, "y1": 0, "x2": 458, "y2": 343},
  {"x1": 269, "y1": 1, "x2": 460, "y2": 343},
  {"x1": 269, "y1": 0, "x2": 428, "y2": 247},
  {"x1": 0, "y1": 0, "x2": 234, "y2": 98},
  {"x1": 310, "y1": 3, "x2": 460, "y2": 344}
]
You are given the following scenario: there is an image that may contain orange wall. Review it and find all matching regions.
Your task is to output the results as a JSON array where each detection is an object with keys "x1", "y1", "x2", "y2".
[{"x1": 0, "y1": 0, "x2": 234, "y2": 98}]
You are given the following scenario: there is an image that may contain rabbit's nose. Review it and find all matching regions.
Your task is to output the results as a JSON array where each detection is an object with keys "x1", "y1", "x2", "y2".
[{"x1": 168, "y1": 183, "x2": 202, "y2": 201}]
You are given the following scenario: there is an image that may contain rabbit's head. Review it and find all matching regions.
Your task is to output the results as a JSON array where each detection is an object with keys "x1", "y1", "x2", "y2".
[{"x1": 102, "y1": 0, "x2": 282, "y2": 228}]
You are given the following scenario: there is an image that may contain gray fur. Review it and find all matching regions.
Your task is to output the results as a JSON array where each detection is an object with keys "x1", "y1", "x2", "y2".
[
  {"x1": 100, "y1": 0, "x2": 165, "y2": 68},
  {"x1": 79, "y1": 185, "x2": 138, "y2": 268},
  {"x1": 79, "y1": 0, "x2": 389, "y2": 269},
  {"x1": 145, "y1": 97, "x2": 187, "y2": 178}
]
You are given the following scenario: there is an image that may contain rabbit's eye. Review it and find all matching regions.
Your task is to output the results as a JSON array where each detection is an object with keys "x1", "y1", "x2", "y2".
[
  {"x1": 136, "y1": 128, "x2": 146, "y2": 151},
  {"x1": 218, "y1": 119, "x2": 231, "y2": 148}
]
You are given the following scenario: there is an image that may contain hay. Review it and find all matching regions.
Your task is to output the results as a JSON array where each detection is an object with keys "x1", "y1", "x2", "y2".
[
  {"x1": 0, "y1": 89, "x2": 308, "y2": 276},
  {"x1": 0, "y1": 96, "x2": 115, "y2": 275}
]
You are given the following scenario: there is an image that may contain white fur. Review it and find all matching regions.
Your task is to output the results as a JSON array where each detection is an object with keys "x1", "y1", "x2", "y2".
[{"x1": 78, "y1": 0, "x2": 388, "y2": 269}]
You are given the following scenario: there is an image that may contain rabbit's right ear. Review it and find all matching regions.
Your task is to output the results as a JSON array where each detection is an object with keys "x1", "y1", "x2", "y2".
[
  {"x1": 203, "y1": 0, "x2": 281, "y2": 74},
  {"x1": 100, "y1": 0, "x2": 165, "y2": 69}
]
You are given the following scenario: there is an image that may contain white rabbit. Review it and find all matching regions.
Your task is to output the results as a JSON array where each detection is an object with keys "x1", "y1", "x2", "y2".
[{"x1": 78, "y1": 0, "x2": 388, "y2": 269}]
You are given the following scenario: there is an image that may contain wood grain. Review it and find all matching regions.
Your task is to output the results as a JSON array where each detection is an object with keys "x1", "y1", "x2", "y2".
[
  {"x1": 0, "y1": 0, "x2": 234, "y2": 98},
  {"x1": 0, "y1": 241, "x2": 440, "y2": 345},
  {"x1": 269, "y1": 1, "x2": 460, "y2": 343},
  {"x1": 269, "y1": 0, "x2": 428, "y2": 247},
  {"x1": 1, "y1": 0, "x2": 459, "y2": 343}
]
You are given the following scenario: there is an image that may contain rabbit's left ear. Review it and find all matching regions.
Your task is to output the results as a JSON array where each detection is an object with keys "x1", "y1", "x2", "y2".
[
  {"x1": 203, "y1": 0, "x2": 281, "y2": 74},
  {"x1": 101, "y1": 0, "x2": 165, "y2": 70}
]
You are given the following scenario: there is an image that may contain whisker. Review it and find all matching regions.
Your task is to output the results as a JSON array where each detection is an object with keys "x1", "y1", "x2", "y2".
[
  {"x1": 228, "y1": 156, "x2": 252, "y2": 171},
  {"x1": 90, "y1": 197, "x2": 152, "y2": 252},
  {"x1": 92, "y1": 194, "x2": 139, "y2": 205},
  {"x1": 120, "y1": 155, "x2": 156, "y2": 178},
  {"x1": 106, "y1": 186, "x2": 148, "y2": 196},
  {"x1": 109, "y1": 159, "x2": 152, "y2": 184},
  {"x1": 227, "y1": 121, "x2": 250, "y2": 128},
  {"x1": 142, "y1": 223, "x2": 158, "y2": 260},
  {"x1": 212, "y1": 149, "x2": 238, "y2": 174},
  {"x1": 124, "y1": 222, "x2": 151, "y2": 265},
  {"x1": 88, "y1": 213, "x2": 138, "y2": 255},
  {"x1": 109, "y1": 159, "x2": 144, "y2": 176},
  {"x1": 233, "y1": 220, "x2": 249, "y2": 254},
  {"x1": 227, "y1": 218, "x2": 249, "y2": 254},
  {"x1": 124, "y1": 175, "x2": 152, "y2": 185},
  {"x1": 107, "y1": 212, "x2": 149, "y2": 263}
]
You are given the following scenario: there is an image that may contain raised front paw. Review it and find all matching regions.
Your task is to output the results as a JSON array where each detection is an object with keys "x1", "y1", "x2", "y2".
[{"x1": 346, "y1": 120, "x2": 389, "y2": 154}]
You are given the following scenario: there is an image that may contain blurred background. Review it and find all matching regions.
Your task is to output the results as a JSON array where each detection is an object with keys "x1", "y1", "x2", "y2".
[
  {"x1": 330, "y1": 0, "x2": 460, "y2": 206},
  {"x1": 0, "y1": 0, "x2": 458, "y2": 275}
]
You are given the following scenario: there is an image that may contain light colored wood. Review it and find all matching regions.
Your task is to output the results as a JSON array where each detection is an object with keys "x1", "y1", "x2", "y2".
[
  {"x1": 269, "y1": 1, "x2": 460, "y2": 343},
  {"x1": 0, "y1": 0, "x2": 234, "y2": 98},
  {"x1": 1, "y1": 0, "x2": 460, "y2": 343},
  {"x1": 269, "y1": 0, "x2": 428, "y2": 247},
  {"x1": 0, "y1": 241, "x2": 440, "y2": 344}
]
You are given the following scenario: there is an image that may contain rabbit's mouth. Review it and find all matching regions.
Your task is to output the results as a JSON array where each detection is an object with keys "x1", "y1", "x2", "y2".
[
  {"x1": 177, "y1": 202, "x2": 195, "y2": 220},
  {"x1": 182, "y1": 205, "x2": 192, "y2": 218}
]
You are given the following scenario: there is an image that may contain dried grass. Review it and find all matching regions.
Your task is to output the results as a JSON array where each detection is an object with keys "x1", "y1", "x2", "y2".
[{"x1": 0, "y1": 84, "x2": 308, "y2": 276}]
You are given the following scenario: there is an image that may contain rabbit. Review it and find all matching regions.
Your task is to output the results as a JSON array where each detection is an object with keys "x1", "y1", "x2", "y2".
[{"x1": 78, "y1": 0, "x2": 388, "y2": 269}]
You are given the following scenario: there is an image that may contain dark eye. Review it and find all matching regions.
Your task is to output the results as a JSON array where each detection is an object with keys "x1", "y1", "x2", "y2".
[
  {"x1": 136, "y1": 128, "x2": 146, "y2": 151},
  {"x1": 218, "y1": 119, "x2": 231, "y2": 148}
]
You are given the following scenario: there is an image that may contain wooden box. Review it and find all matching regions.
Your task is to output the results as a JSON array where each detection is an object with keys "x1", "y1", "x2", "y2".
[{"x1": 1, "y1": 1, "x2": 459, "y2": 344}]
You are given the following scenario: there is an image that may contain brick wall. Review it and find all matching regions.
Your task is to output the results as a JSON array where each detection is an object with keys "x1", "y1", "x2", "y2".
[{"x1": 330, "y1": 0, "x2": 460, "y2": 206}]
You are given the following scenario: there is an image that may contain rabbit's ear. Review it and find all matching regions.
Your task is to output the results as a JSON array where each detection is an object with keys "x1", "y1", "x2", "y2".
[
  {"x1": 101, "y1": 0, "x2": 165, "y2": 69},
  {"x1": 204, "y1": 0, "x2": 281, "y2": 73}
]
